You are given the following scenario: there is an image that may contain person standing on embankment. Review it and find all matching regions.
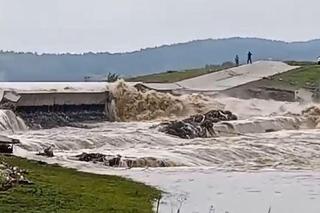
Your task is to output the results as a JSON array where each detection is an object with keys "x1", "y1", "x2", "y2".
[
  {"x1": 235, "y1": 55, "x2": 239, "y2": 66},
  {"x1": 247, "y1": 51, "x2": 253, "y2": 64}
]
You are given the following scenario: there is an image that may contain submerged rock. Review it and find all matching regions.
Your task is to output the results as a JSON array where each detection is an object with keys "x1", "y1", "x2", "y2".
[
  {"x1": 76, "y1": 153, "x2": 108, "y2": 163},
  {"x1": 75, "y1": 152, "x2": 177, "y2": 168},
  {"x1": 0, "y1": 144, "x2": 13, "y2": 154},
  {"x1": 159, "y1": 110, "x2": 238, "y2": 139},
  {"x1": 0, "y1": 137, "x2": 20, "y2": 154},
  {"x1": 36, "y1": 145, "x2": 54, "y2": 158}
]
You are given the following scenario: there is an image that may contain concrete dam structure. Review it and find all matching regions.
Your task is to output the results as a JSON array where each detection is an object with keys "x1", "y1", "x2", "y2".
[
  {"x1": 0, "y1": 83, "x2": 116, "y2": 128},
  {"x1": 15, "y1": 91, "x2": 112, "y2": 113}
]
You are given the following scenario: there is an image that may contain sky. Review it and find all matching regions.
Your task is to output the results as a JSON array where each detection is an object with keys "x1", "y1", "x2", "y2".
[{"x1": 0, "y1": 0, "x2": 319, "y2": 53}]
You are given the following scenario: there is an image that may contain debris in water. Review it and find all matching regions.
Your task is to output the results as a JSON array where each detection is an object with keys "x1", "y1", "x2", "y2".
[
  {"x1": 75, "y1": 152, "x2": 177, "y2": 168},
  {"x1": 36, "y1": 145, "x2": 54, "y2": 157},
  {"x1": 77, "y1": 153, "x2": 107, "y2": 163},
  {"x1": 0, "y1": 136, "x2": 20, "y2": 154},
  {"x1": 158, "y1": 110, "x2": 238, "y2": 139}
]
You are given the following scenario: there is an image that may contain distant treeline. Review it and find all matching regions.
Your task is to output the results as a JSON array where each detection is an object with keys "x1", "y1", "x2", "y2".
[{"x1": 0, "y1": 37, "x2": 319, "y2": 81}]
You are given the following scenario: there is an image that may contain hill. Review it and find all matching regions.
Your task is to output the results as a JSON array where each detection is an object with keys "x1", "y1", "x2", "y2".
[{"x1": 1, "y1": 37, "x2": 320, "y2": 81}]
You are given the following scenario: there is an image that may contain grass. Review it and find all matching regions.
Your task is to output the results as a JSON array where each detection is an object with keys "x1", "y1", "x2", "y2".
[
  {"x1": 285, "y1": 61, "x2": 316, "y2": 66},
  {"x1": 0, "y1": 155, "x2": 161, "y2": 213},
  {"x1": 127, "y1": 64, "x2": 234, "y2": 83},
  {"x1": 266, "y1": 65, "x2": 320, "y2": 90}
]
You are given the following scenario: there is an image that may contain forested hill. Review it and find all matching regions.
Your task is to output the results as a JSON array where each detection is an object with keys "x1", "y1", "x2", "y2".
[{"x1": 0, "y1": 37, "x2": 319, "y2": 81}]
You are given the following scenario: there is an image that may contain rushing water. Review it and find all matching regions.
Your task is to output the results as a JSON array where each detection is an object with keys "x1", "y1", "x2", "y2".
[
  {"x1": 0, "y1": 110, "x2": 28, "y2": 131},
  {"x1": 1, "y1": 89, "x2": 320, "y2": 212},
  {"x1": 5, "y1": 120, "x2": 320, "y2": 171}
]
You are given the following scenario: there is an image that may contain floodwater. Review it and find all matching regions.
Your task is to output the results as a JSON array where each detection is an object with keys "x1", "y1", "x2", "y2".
[
  {"x1": 2, "y1": 119, "x2": 319, "y2": 213},
  {"x1": 1, "y1": 87, "x2": 320, "y2": 212}
]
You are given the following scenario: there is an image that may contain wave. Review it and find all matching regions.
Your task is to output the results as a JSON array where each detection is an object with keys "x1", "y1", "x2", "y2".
[
  {"x1": 108, "y1": 80, "x2": 224, "y2": 121},
  {"x1": 107, "y1": 81, "x2": 314, "y2": 122},
  {"x1": 301, "y1": 105, "x2": 320, "y2": 128}
]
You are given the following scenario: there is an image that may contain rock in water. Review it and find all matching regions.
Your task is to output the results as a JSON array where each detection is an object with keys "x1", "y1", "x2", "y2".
[
  {"x1": 159, "y1": 110, "x2": 238, "y2": 139},
  {"x1": 36, "y1": 145, "x2": 55, "y2": 157},
  {"x1": 75, "y1": 152, "x2": 177, "y2": 168},
  {"x1": 76, "y1": 153, "x2": 107, "y2": 163}
]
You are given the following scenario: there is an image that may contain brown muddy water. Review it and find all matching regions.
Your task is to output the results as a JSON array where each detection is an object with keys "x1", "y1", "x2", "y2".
[{"x1": 1, "y1": 84, "x2": 320, "y2": 212}]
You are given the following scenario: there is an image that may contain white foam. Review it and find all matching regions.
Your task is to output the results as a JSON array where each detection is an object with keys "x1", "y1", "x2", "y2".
[{"x1": 0, "y1": 110, "x2": 28, "y2": 132}]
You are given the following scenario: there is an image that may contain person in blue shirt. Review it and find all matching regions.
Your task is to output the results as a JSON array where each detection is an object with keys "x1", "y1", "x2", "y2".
[
  {"x1": 247, "y1": 51, "x2": 253, "y2": 64},
  {"x1": 235, "y1": 55, "x2": 239, "y2": 66}
]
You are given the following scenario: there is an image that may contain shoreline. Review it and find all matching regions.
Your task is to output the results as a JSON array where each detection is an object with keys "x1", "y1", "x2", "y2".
[
  {"x1": 0, "y1": 155, "x2": 161, "y2": 213},
  {"x1": 11, "y1": 150, "x2": 320, "y2": 213}
]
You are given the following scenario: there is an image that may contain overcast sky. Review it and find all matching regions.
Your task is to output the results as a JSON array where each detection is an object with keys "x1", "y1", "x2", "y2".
[{"x1": 0, "y1": 0, "x2": 319, "y2": 53}]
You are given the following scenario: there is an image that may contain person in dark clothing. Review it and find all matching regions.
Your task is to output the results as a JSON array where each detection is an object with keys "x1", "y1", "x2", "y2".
[
  {"x1": 247, "y1": 51, "x2": 253, "y2": 64},
  {"x1": 235, "y1": 55, "x2": 239, "y2": 66}
]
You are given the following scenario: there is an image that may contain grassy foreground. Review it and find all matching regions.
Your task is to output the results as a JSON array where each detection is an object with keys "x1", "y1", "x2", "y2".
[{"x1": 0, "y1": 155, "x2": 161, "y2": 213}]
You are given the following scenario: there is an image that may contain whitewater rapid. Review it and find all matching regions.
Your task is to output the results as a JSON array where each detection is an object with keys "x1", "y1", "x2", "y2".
[
  {"x1": 6, "y1": 119, "x2": 320, "y2": 171},
  {"x1": 0, "y1": 110, "x2": 28, "y2": 131},
  {"x1": 6, "y1": 121, "x2": 320, "y2": 213},
  {"x1": 1, "y1": 94, "x2": 320, "y2": 212}
]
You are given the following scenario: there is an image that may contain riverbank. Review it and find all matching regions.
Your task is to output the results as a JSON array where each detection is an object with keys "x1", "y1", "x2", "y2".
[{"x1": 0, "y1": 155, "x2": 161, "y2": 213}]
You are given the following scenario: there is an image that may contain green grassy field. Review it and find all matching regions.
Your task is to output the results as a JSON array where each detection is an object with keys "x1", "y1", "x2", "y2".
[
  {"x1": 127, "y1": 64, "x2": 234, "y2": 83},
  {"x1": 0, "y1": 155, "x2": 161, "y2": 213},
  {"x1": 264, "y1": 64, "x2": 320, "y2": 90}
]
